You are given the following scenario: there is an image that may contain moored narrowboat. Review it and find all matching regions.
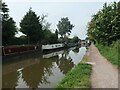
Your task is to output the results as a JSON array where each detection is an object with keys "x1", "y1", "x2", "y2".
[
  {"x1": 2, "y1": 45, "x2": 39, "y2": 56},
  {"x1": 42, "y1": 43, "x2": 64, "y2": 51}
]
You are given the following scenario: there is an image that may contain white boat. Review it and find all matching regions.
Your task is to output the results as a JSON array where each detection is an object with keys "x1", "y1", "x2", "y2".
[{"x1": 42, "y1": 43, "x2": 64, "y2": 50}]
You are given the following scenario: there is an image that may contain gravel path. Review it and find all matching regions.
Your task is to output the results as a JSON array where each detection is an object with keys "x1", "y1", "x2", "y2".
[{"x1": 89, "y1": 44, "x2": 118, "y2": 88}]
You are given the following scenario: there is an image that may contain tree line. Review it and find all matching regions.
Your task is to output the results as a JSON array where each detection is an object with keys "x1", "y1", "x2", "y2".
[
  {"x1": 87, "y1": 1, "x2": 120, "y2": 45},
  {"x1": 2, "y1": 2, "x2": 80, "y2": 46}
]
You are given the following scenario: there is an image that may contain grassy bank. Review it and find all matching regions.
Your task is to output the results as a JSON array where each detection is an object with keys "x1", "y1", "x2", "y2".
[
  {"x1": 96, "y1": 42, "x2": 119, "y2": 68},
  {"x1": 56, "y1": 53, "x2": 92, "y2": 88}
]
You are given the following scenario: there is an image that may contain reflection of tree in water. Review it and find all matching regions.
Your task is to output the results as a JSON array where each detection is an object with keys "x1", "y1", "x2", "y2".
[
  {"x1": 2, "y1": 48, "x2": 76, "y2": 88},
  {"x1": 56, "y1": 50, "x2": 74, "y2": 74},
  {"x1": 72, "y1": 47, "x2": 79, "y2": 53},
  {"x1": 22, "y1": 57, "x2": 57, "y2": 88},
  {"x1": 2, "y1": 71, "x2": 19, "y2": 88}
]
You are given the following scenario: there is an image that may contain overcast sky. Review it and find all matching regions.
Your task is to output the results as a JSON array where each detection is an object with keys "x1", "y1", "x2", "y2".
[{"x1": 3, "y1": 0, "x2": 118, "y2": 39}]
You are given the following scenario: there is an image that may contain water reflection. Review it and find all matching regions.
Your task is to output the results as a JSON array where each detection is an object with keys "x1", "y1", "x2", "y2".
[
  {"x1": 43, "y1": 50, "x2": 64, "y2": 58},
  {"x1": 3, "y1": 71, "x2": 19, "y2": 88},
  {"x1": 72, "y1": 47, "x2": 80, "y2": 53},
  {"x1": 22, "y1": 59, "x2": 53, "y2": 88},
  {"x1": 2, "y1": 46, "x2": 86, "y2": 88}
]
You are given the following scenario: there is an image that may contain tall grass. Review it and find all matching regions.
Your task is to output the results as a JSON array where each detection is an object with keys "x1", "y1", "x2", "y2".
[
  {"x1": 96, "y1": 41, "x2": 119, "y2": 68},
  {"x1": 56, "y1": 63, "x2": 92, "y2": 88}
]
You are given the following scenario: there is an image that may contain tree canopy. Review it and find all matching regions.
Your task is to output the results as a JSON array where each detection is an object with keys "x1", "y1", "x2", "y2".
[
  {"x1": 20, "y1": 8, "x2": 43, "y2": 44},
  {"x1": 71, "y1": 36, "x2": 79, "y2": 43},
  {"x1": 87, "y1": 2, "x2": 120, "y2": 45},
  {"x1": 2, "y1": 3, "x2": 76, "y2": 46},
  {"x1": 2, "y1": 2, "x2": 9, "y2": 20},
  {"x1": 2, "y1": 2, "x2": 17, "y2": 45},
  {"x1": 57, "y1": 17, "x2": 74, "y2": 37},
  {"x1": 57, "y1": 17, "x2": 74, "y2": 43}
]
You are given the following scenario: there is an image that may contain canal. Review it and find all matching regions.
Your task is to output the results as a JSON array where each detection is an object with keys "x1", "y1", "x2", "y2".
[{"x1": 2, "y1": 46, "x2": 86, "y2": 88}]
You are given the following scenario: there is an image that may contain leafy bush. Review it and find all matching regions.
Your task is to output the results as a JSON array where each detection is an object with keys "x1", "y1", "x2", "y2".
[{"x1": 87, "y1": 2, "x2": 120, "y2": 45}]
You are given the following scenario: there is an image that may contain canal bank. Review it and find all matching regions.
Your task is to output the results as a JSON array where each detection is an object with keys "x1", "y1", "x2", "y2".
[
  {"x1": 56, "y1": 44, "x2": 118, "y2": 88},
  {"x1": 56, "y1": 47, "x2": 92, "y2": 88}
]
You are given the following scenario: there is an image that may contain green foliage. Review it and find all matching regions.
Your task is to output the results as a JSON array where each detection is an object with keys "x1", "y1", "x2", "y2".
[
  {"x1": 72, "y1": 48, "x2": 79, "y2": 53},
  {"x1": 43, "y1": 29, "x2": 58, "y2": 44},
  {"x1": 96, "y1": 41, "x2": 119, "y2": 68},
  {"x1": 20, "y1": 8, "x2": 42, "y2": 44},
  {"x1": 2, "y1": 2, "x2": 17, "y2": 45},
  {"x1": 71, "y1": 36, "x2": 79, "y2": 43},
  {"x1": 87, "y1": 2, "x2": 120, "y2": 45},
  {"x1": 56, "y1": 63, "x2": 92, "y2": 88},
  {"x1": 2, "y1": 2, "x2": 9, "y2": 20},
  {"x1": 12, "y1": 36, "x2": 28, "y2": 45},
  {"x1": 55, "y1": 29, "x2": 58, "y2": 40},
  {"x1": 49, "y1": 33, "x2": 58, "y2": 44},
  {"x1": 38, "y1": 14, "x2": 59, "y2": 44},
  {"x1": 57, "y1": 17, "x2": 74, "y2": 43},
  {"x1": 61, "y1": 36, "x2": 80, "y2": 45}
]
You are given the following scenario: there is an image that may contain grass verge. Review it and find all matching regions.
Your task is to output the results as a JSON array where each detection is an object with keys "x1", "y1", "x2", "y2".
[
  {"x1": 96, "y1": 43, "x2": 119, "y2": 68},
  {"x1": 55, "y1": 53, "x2": 92, "y2": 88}
]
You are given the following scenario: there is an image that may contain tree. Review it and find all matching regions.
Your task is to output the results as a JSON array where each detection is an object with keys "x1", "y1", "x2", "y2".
[
  {"x1": 71, "y1": 36, "x2": 79, "y2": 43},
  {"x1": 12, "y1": 35, "x2": 28, "y2": 45},
  {"x1": 1, "y1": 2, "x2": 9, "y2": 20},
  {"x1": 20, "y1": 8, "x2": 42, "y2": 44},
  {"x1": 43, "y1": 29, "x2": 52, "y2": 44},
  {"x1": 57, "y1": 17, "x2": 74, "y2": 43},
  {"x1": 38, "y1": 14, "x2": 59, "y2": 44},
  {"x1": 87, "y1": 2, "x2": 120, "y2": 45},
  {"x1": 2, "y1": 2, "x2": 17, "y2": 45},
  {"x1": 55, "y1": 29, "x2": 58, "y2": 40},
  {"x1": 43, "y1": 29, "x2": 58, "y2": 44},
  {"x1": 49, "y1": 33, "x2": 58, "y2": 44}
]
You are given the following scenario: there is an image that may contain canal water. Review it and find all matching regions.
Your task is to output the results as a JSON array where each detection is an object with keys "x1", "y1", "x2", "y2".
[{"x1": 2, "y1": 46, "x2": 86, "y2": 88}]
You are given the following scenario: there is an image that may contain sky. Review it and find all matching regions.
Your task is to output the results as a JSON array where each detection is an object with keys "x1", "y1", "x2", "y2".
[{"x1": 3, "y1": 0, "x2": 118, "y2": 39}]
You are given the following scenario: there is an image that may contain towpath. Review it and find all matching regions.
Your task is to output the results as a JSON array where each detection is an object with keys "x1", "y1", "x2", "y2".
[{"x1": 88, "y1": 44, "x2": 118, "y2": 88}]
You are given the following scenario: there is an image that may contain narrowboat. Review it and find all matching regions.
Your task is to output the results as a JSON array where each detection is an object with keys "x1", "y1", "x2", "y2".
[
  {"x1": 2, "y1": 45, "x2": 39, "y2": 56},
  {"x1": 2, "y1": 43, "x2": 65, "y2": 57},
  {"x1": 42, "y1": 43, "x2": 64, "y2": 51}
]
